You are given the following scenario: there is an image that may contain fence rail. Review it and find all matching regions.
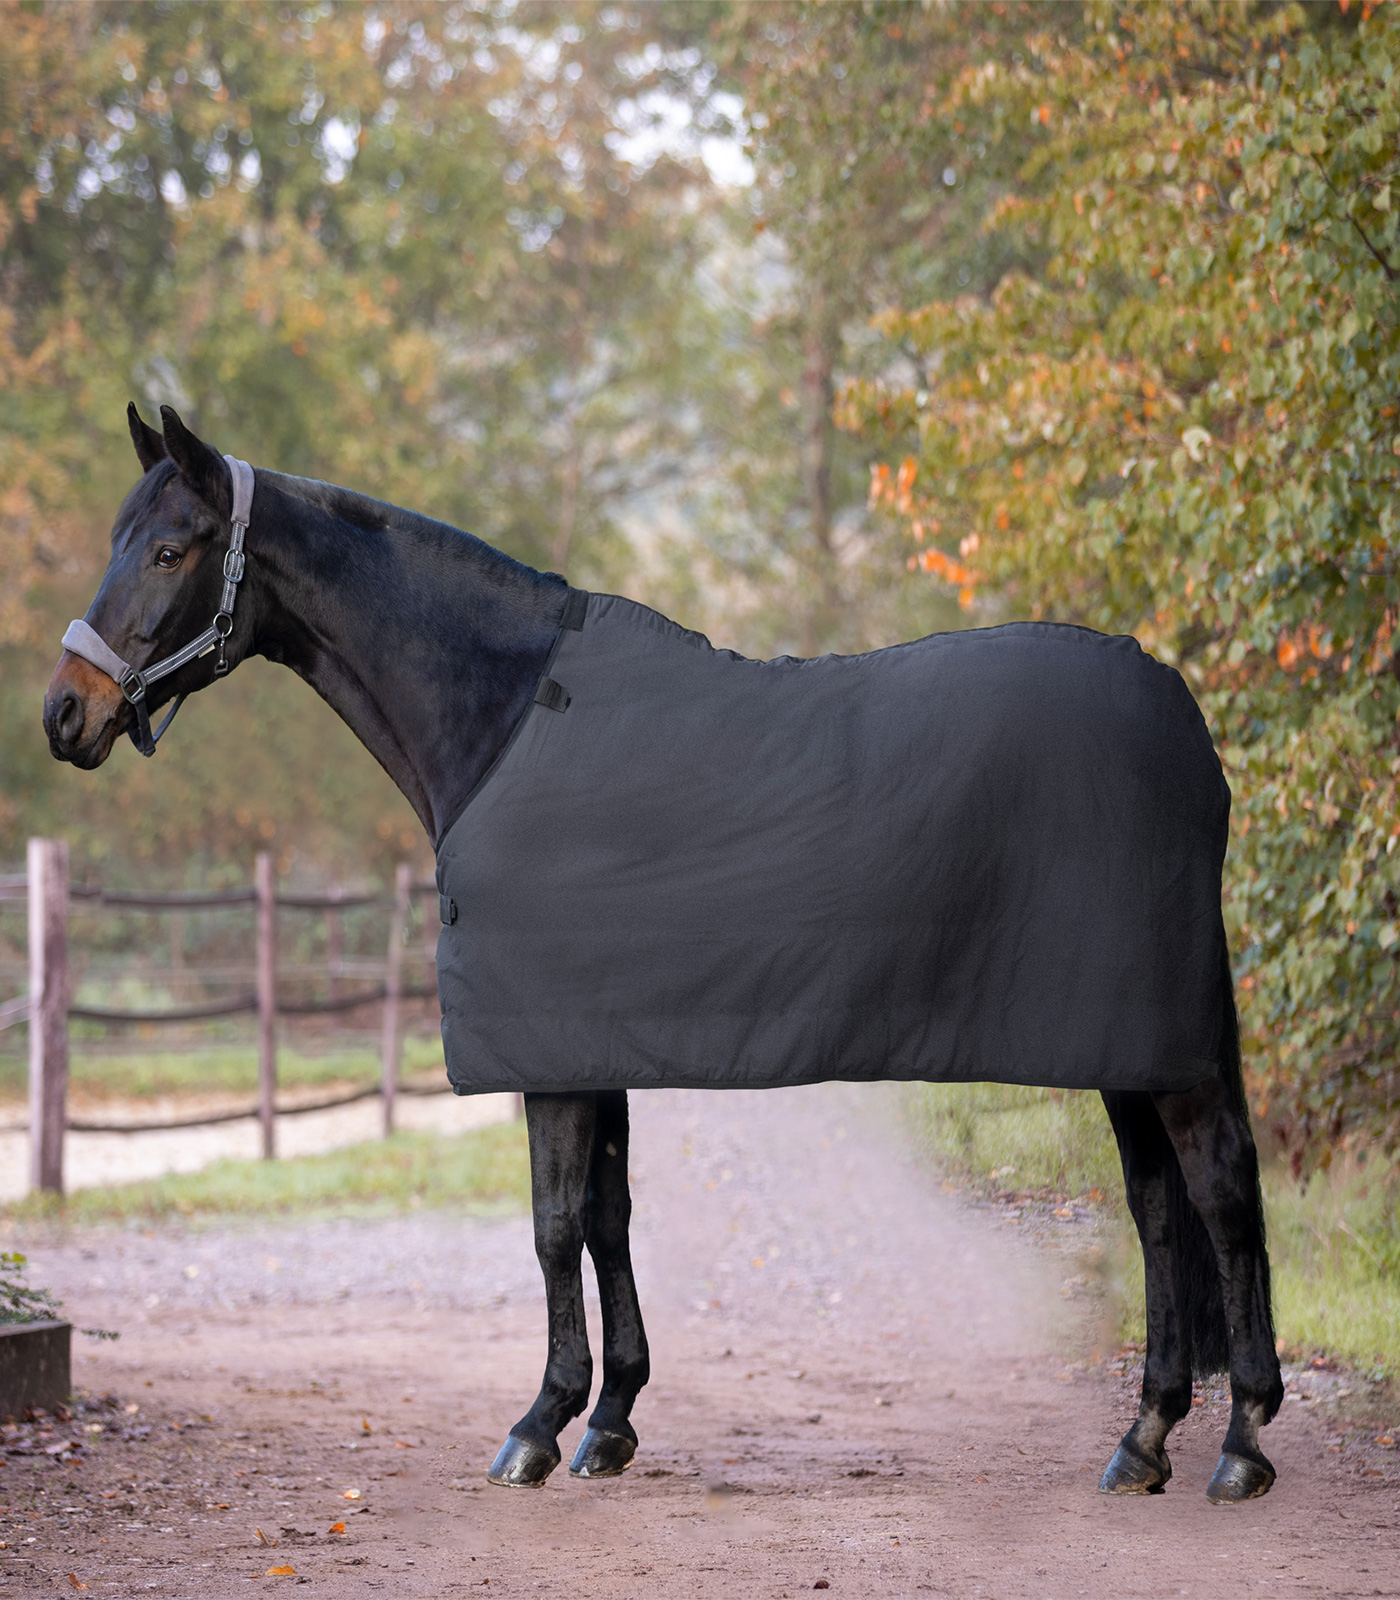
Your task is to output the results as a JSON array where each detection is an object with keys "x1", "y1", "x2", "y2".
[{"x1": 1, "y1": 840, "x2": 460, "y2": 1194}]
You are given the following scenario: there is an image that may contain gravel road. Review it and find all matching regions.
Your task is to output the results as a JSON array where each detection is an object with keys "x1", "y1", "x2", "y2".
[{"x1": 3, "y1": 1082, "x2": 1397, "y2": 1598}]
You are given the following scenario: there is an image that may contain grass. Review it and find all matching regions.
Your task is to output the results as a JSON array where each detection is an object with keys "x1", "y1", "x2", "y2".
[
  {"x1": 1266, "y1": 1156, "x2": 1400, "y2": 1382},
  {"x1": 3, "y1": 1121, "x2": 530, "y2": 1227},
  {"x1": 908, "y1": 1082, "x2": 1400, "y2": 1380},
  {"x1": 0, "y1": 1035, "x2": 448, "y2": 1103}
]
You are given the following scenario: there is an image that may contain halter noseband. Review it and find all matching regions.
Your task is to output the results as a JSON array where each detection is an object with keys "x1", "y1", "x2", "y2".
[{"x1": 60, "y1": 455, "x2": 255, "y2": 758}]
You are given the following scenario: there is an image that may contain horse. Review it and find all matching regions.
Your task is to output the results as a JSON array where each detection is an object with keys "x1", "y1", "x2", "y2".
[{"x1": 42, "y1": 404, "x2": 1284, "y2": 1503}]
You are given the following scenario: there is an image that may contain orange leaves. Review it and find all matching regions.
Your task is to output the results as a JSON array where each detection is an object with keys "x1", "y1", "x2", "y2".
[
  {"x1": 1277, "y1": 626, "x2": 1335, "y2": 672},
  {"x1": 895, "y1": 455, "x2": 917, "y2": 510},
  {"x1": 328, "y1": 1521, "x2": 346, "y2": 1535},
  {"x1": 869, "y1": 457, "x2": 919, "y2": 514},
  {"x1": 265, "y1": 1566, "x2": 297, "y2": 1578},
  {"x1": 1368, "y1": 607, "x2": 1397, "y2": 674},
  {"x1": 915, "y1": 549, "x2": 981, "y2": 607}
]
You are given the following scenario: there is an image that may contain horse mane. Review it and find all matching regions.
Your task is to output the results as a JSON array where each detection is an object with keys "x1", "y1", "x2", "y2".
[{"x1": 259, "y1": 469, "x2": 536, "y2": 575}]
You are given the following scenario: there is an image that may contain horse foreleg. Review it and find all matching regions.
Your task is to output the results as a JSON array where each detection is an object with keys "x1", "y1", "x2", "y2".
[
  {"x1": 1153, "y1": 1075, "x2": 1284, "y2": 1502},
  {"x1": 487, "y1": 1091, "x2": 596, "y2": 1487},
  {"x1": 1098, "y1": 1091, "x2": 1196, "y2": 1493},
  {"x1": 570, "y1": 1089, "x2": 650, "y2": 1478}
]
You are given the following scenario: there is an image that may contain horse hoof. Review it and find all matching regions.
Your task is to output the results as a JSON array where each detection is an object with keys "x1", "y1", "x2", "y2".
[
  {"x1": 1099, "y1": 1437, "x2": 1171, "y2": 1495},
  {"x1": 569, "y1": 1427, "x2": 636, "y2": 1478},
  {"x1": 1206, "y1": 1451, "x2": 1275, "y2": 1503},
  {"x1": 486, "y1": 1434, "x2": 560, "y2": 1487}
]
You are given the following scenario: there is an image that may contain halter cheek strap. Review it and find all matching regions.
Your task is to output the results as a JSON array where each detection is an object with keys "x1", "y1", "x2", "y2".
[{"x1": 60, "y1": 455, "x2": 255, "y2": 758}]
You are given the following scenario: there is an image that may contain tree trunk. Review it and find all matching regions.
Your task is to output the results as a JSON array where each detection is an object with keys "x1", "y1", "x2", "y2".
[{"x1": 800, "y1": 301, "x2": 842, "y2": 655}]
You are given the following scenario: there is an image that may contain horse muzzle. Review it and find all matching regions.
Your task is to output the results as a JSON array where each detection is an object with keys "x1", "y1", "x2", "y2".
[{"x1": 43, "y1": 651, "x2": 129, "y2": 768}]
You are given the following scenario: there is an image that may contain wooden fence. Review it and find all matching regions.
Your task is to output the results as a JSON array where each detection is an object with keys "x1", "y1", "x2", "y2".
[{"x1": 0, "y1": 838, "x2": 452, "y2": 1195}]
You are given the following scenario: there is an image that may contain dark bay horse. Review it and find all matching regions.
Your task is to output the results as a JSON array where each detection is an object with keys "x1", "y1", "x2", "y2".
[{"x1": 43, "y1": 406, "x2": 1284, "y2": 1502}]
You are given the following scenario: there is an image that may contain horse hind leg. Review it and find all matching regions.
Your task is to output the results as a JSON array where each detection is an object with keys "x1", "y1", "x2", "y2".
[
  {"x1": 1154, "y1": 1071, "x2": 1283, "y2": 1503},
  {"x1": 1099, "y1": 1090, "x2": 1209, "y2": 1494},
  {"x1": 487, "y1": 1091, "x2": 597, "y2": 1487},
  {"x1": 570, "y1": 1089, "x2": 650, "y2": 1478}
]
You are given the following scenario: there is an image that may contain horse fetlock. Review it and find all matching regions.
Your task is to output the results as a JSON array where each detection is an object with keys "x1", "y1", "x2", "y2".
[
  {"x1": 1129, "y1": 1404, "x2": 1181, "y2": 1457},
  {"x1": 1259, "y1": 1366, "x2": 1286, "y2": 1424},
  {"x1": 586, "y1": 1386, "x2": 640, "y2": 1436}
]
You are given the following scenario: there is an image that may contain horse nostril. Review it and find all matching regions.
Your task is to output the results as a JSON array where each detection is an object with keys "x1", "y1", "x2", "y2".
[{"x1": 54, "y1": 688, "x2": 85, "y2": 746}]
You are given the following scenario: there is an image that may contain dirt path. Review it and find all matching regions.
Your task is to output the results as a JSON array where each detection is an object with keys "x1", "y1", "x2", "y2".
[{"x1": 5, "y1": 1083, "x2": 1397, "y2": 1598}]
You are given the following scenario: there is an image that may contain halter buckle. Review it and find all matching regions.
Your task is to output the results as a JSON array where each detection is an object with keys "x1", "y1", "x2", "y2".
[{"x1": 223, "y1": 547, "x2": 245, "y2": 583}]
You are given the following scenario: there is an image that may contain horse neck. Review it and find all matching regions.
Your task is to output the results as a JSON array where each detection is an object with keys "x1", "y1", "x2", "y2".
[{"x1": 246, "y1": 472, "x2": 566, "y2": 843}]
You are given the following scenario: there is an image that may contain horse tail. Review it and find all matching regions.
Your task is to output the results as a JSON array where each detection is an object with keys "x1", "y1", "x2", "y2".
[{"x1": 1167, "y1": 949, "x2": 1262, "y2": 1377}]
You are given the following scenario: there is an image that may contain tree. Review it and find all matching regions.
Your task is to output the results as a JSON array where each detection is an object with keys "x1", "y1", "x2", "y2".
[
  {"x1": 707, "y1": 1, "x2": 1072, "y2": 654},
  {"x1": 0, "y1": 0, "x2": 727, "y2": 877},
  {"x1": 841, "y1": 2, "x2": 1400, "y2": 1164}
]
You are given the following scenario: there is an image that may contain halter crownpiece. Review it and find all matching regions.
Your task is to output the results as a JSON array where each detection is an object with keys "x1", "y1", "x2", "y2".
[{"x1": 60, "y1": 455, "x2": 255, "y2": 757}]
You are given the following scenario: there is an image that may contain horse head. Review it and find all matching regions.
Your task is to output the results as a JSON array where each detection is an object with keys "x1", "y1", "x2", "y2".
[{"x1": 44, "y1": 404, "x2": 242, "y2": 769}]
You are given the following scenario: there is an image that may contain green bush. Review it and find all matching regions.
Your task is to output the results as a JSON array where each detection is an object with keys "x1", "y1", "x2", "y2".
[{"x1": 0, "y1": 1252, "x2": 63, "y2": 1324}]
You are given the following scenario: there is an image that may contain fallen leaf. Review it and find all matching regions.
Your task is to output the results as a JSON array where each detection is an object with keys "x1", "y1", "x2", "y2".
[
  {"x1": 328, "y1": 1521, "x2": 345, "y2": 1535},
  {"x1": 343, "y1": 1488, "x2": 361, "y2": 1500},
  {"x1": 68, "y1": 1578, "x2": 89, "y2": 1592},
  {"x1": 361, "y1": 1418, "x2": 371, "y2": 1435},
  {"x1": 393, "y1": 1440, "x2": 414, "y2": 1449},
  {"x1": 265, "y1": 1565, "x2": 296, "y2": 1577},
  {"x1": 254, "y1": 1528, "x2": 277, "y2": 1547},
  {"x1": 207, "y1": 1503, "x2": 230, "y2": 1510},
  {"x1": 814, "y1": 1583, "x2": 830, "y2": 1592}
]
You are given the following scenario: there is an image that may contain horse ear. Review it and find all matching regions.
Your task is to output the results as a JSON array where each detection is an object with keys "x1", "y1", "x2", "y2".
[
  {"x1": 159, "y1": 405, "x2": 231, "y2": 518},
  {"x1": 127, "y1": 402, "x2": 167, "y2": 473}
]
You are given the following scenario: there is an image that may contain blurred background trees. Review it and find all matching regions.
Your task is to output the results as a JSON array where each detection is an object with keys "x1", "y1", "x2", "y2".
[{"x1": 3, "y1": 0, "x2": 1397, "y2": 1164}]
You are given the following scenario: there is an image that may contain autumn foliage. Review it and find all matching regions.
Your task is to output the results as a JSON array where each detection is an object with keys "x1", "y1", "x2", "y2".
[{"x1": 843, "y1": 3, "x2": 1400, "y2": 1164}]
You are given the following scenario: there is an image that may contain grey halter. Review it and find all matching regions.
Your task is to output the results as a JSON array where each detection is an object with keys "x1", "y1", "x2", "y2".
[{"x1": 61, "y1": 456, "x2": 254, "y2": 758}]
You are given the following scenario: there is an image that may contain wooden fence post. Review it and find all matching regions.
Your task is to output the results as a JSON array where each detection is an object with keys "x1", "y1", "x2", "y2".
[
  {"x1": 255, "y1": 852, "x2": 277, "y2": 1160},
  {"x1": 27, "y1": 838, "x2": 69, "y2": 1195},
  {"x1": 380, "y1": 862, "x2": 411, "y2": 1137},
  {"x1": 325, "y1": 883, "x2": 343, "y2": 1008}
]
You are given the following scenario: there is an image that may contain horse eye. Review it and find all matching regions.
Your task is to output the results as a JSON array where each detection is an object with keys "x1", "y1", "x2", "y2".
[{"x1": 155, "y1": 546, "x2": 183, "y2": 570}]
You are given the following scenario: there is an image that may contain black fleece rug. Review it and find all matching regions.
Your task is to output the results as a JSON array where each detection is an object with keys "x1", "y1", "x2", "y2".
[{"x1": 435, "y1": 592, "x2": 1230, "y2": 1096}]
